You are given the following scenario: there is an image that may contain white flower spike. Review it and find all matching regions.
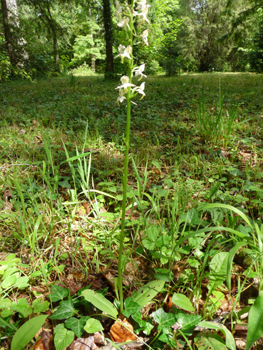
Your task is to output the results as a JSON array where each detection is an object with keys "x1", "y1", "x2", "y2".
[
  {"x1": 117, "y1": 89, "x2": 126, "y2": 104},
  {"x1": 116, "y1": 75, "x2": 135, "y2": 93},
  {"x1": 117, "y1": 17, "x2": 130, "y2": 28},
  {"x1": 136, "y1": 0, "x2": 150, "y2": 23},
  {"x1": 141, "y1": 29, "x2": 149, "y2": 46},
  {"x1": 115, "y1": 45, "x2": 132, "y2": 63},
  {"x1": 132, "y1": 82, "x2": 146, "y2": 99},
  {"x1": 133, "y1": 64, "x2": 147, "y2": 80}
]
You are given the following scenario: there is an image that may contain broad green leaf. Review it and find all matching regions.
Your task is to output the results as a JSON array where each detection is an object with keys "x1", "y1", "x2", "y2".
[
  {"x1": 171, "y1": 293, "x2": 195, "y2": 312},
  {"x1": 195, "y1": 332, "x2": 227, "y2": 350},
  {"x1": 132, "y1": 312, "x2": 154, "y2": 335},
  {"x1": 226, "y1": 241, "x2": 247, "y2": 293},
  {"x1": 132, "y1": 280, "x2": 165, "y2": 307},
  {"x1": 151, "y1": 308, "x2": 176, "y2": 334},
  {"x1": 123, "y1": 297, "x2": 142, "y2": 318},
  {"x1": 246, "y1": 291, "x2": 263, "y2": 350},
  {"x1": 49, "y1": 299, "x2": 75, "y2": 320},
  {"x1": 0, "y1": 298, "x2": 12, "y2": 308},
  {"x1": 84, "y1": 318, "x2": 103, "y2": 333},
  {"x1": 1, "y1": 309, "x2": 13, "y2": 317},
  {"x1": 47, "y1": 285, "x2": 69, "y2": 302},
  {"x1": 10, "y1": 298, "x2": 33, "y2": 318},
  {"x1": 2, "y1": 267, "x2": 19, "y2": 280},
  {"x1": 208, "y1": 252, "x2": 229, "y2": 292},
  {"x1": 10, "y1": 314, "x2": 48, "y2": 350},
  {"x1": 54, "y1": 324, "x2": 75, "y2": 350},
  {"x1": 14, "y1": 276, "x2": 29, "y2": 289},
  {"x1": 142, "y1": 225, "x2": 159, "y2": 250},
  {"x1": 2, "y1": 275, "x2": 17, "y2": 289},
  {"x1": 32, "y1": 299, "x2": 50, "y2": 314},
  {"x1": 154, "y1": 268, "x2": 173, "y2": 282},
  {"x1": 65, "y1": 316, "x2": 90, "y2": 338},
  {"x1": 82, "y1": 289, "x2": 118, "y2": 318},
  {"x1": 176, "y1": 313, "x2": 202, "y2": 335},
  {"x1": 198, "y1": 321, "x2": 236, "y2": 350}
]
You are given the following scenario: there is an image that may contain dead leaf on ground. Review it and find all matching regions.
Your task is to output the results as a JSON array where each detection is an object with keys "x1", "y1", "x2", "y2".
[
  {"x1": 110, "y1": 319, "x2": 137, "y2": 343},
  {"x1": 30, "y1": 331, "x2": 55, "y2": 350},
  {"x1": 70, "y1": 336, "x2": 98, "y2": 350}
]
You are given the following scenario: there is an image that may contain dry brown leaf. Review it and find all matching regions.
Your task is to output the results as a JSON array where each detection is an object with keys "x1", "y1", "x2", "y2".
[
  {"x1": 70, "y1": 336, "x2": 98, "y2": 350},
  {"x1": 110, "y1": 319, "x2": 137, "y2": 343},
  {"x1": 30, "y1": 331, "x2": 54, "y2": 350}
]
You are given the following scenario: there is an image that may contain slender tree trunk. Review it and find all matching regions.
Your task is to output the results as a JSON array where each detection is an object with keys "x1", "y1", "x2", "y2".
[
  {"x1": 102, "y1": 0, "x2": 114, "y2": 79},
  {"x1": 1, "y1": 0, "x2": 28, "y2": 66},
  {"x1": 89, "y1": 6, "x2": 96, "y2": 73},
  {"x1": 1, "y1": 0, "x2": 17, "y2": 65}
]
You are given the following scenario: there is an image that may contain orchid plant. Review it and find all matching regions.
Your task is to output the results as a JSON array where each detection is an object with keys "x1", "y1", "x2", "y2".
[{"x1": 115, "y1": 0, "x2": 149, "y2": 313}]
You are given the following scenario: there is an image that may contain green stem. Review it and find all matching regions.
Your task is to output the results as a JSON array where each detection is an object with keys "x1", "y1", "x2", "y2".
[{"x1": 118, "y1": 2, "x2": 134, "y2": 314}]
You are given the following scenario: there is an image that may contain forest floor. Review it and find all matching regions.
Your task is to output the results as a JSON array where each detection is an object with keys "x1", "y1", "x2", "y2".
[{"x1": 0, "y1": 72, "x2": 263, "y2": 350}]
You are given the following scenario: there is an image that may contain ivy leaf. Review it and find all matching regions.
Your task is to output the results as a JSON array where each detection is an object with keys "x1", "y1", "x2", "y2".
[
  {"x1": 152, "y1": 308, "x2": 176, "y2": 334},
  {"x1": 176, "y1": 313, "x2": 202, "y2": 335},
  {"x1": 132, "y1": 312, "x2": 154, "y2": 335},
  {"x1": 65, "y1": 316, "x2": 90, "y2": 338},
  {"x1": 84, "y1": 318, "x2": 103, "y2": 333},
  {"x1": 49, "y1": 299, "x2": 75, "y2": 320},
  {"x1": 47, "y1": 285, "x2": 69, "y2": 302},
  {"x1": 123, "y1": 297, "x2": 142, "y2": 318},
  {"x1": 54, "y1": 324, "x2": 74, "y2": 350}
]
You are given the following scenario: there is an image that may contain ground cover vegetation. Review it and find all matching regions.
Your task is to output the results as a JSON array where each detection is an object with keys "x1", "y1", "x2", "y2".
[
  {"x1": 1, "y1": 70, "x2": 263, "y2": 349},
  {"x1": 1, "y1": 0, "x2": 263, "y2": 349}
]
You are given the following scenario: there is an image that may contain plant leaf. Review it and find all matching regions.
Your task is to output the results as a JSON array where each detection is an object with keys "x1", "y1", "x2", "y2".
[
  {"x1": 123, "y1": 297, "x2": 142, "y2": 318},
  {"x1": 10, "y1": 315, "x2": 48, "y2": 350},
  {"x1": 152, "y1": 308, "x2": 176, "y2": 334},
  {"x1": 198, "y1": 321, "x2": 236, "y2": 350},
  {"x1": 226, "y1": 241, "x2": 247, "y2": 293},
  {"x1": 82, "y1": 289, "x2": 118, "y2": 318},
  {"x1": 49, "y1": 299, "x2": 75, "y2": 320},
  {"x1": 246, "y1": 291, "x2": 263, "y2": 350},
  {"x1": 176, "y1": 313, "x2": 202, "y2": 335},
  {"x1": 194, "y1": 332, "x2": 227, "y2": 350},
  {"x1": 132, "y1": 280, "x2": 165, "y2": 307},
  {"x1": 47, "y1": 285, "x2": 69, "y2": 302},
  {"x1": 65, "y1": 316, "x2": 90, "y2": 338},
  {"x1": 84, "y1": 318, "x2": 103, "y2": 333},
  {"x1": 54, "y1": 324, "x2": 75, "y2": 350},
  {"x1": 172, "y1": 293, "x2": 195, "y2": 312},
  {"x1": 208, "y1": 252, "x2": 229, "y2": 292}
]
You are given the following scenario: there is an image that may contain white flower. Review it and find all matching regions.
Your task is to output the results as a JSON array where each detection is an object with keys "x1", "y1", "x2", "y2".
[
  {"x1": 141, "y1": 29, "x2": 149, "y2": 46},
  {"x1": 132, "y1": 82, "x2": 146, "y2": 99},
  {"x1": 133, "y1": 64, "x2": 147, "y2": 80},
  {"x1": 115, "y1": 44, "x2": 132, "y2": 63},
  {"x1": 117, "y1": 89, "x2": 126, "y2": 104},
  {"x1": 116, "y1": 75, "x2": 135, "y2": 93},
  {"x1": 135, "y1": 0, "x2": 150, "y2": 23},
  {"x1": 117, "y1": 17, "x2": 130, "y2": 28}
]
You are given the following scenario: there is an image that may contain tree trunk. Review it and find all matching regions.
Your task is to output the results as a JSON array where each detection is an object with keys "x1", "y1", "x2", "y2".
[
  {"x1": 1, "y1": 0, "x2": 28, "y2": 66},
  {"x1": 102, "y1": 0, "x2": 114, "y2": 79},
  {"x1": 89, "y1": 6, "x2": 96, "y2": 73},
  {"x1": 1, "y1": 0, "x2": 17, "y2": 65}
]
